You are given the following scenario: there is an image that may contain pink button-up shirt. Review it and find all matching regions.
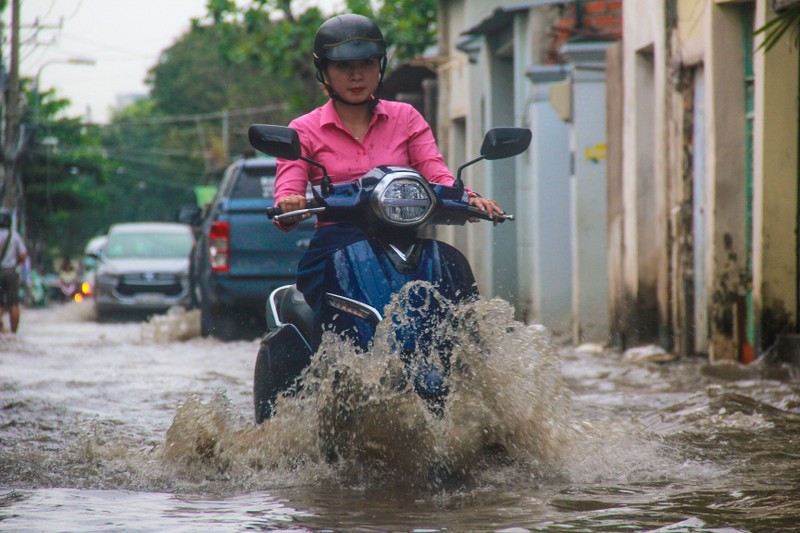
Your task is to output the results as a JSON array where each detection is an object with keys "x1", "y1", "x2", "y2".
[{"x1": 274, "y1": 99, "x2": 456, "y2": 228}]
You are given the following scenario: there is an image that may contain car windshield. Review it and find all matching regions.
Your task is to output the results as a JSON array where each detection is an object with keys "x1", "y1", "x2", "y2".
[{"x1": 105, "y1": 231, "x2": 192, "y2": 259}]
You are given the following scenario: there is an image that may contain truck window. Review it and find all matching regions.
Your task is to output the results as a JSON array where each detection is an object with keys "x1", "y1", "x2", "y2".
[{"x1": 231, "y1": 166, "x2": 277, "y2": 200}]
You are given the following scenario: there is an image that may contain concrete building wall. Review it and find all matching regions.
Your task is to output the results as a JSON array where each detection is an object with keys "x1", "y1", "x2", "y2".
[
  {"x1": 439, "y1": 0, "x2": 800, "y2": 358},
  {"x1": 437, "y1": 0, "x2": 469, "y2": 256},
  {"x1": 753, "y1": 0, "x2": 799, "y2": 350},
  {"x1": 437, "y1": 0, "x2": 510, "y2": 297},
  {"x1": 438, "y1": 0, "x2": 621, "y2": 337},
  {"x1": 665, "y1": 0, "x2": 706, "y2": 357},
  {"x1": 567, "y1": 45, "x2": 611, "y2": 342},
  {"x1": 606, "y1": 42, "x2": 625, "y2": 345},
  {"x1": 527, "y1": 66, "x2": 573, "y2": 332},
  {"x1": 620, "y1": 0, "x2": 669, "y2": 348},
  {"x1": 705, "y1": 2, "x2": 750, "y2": 361},
  {"x1": 618, "y1": 0, "x2": 800, "y2": 361}
]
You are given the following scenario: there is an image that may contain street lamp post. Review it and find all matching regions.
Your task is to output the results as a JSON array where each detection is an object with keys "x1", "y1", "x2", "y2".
[
  {"x1": 33, "y1": 57, "x2": 96, "y2": 125},
  {"x1": 26, "y1": 57, "x2": 96, "y2": 232}
]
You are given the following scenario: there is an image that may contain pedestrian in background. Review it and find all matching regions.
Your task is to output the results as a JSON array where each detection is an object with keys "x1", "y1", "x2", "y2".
[{"x1": 0, "y1": 208, "x2": 29, "y2": 334}]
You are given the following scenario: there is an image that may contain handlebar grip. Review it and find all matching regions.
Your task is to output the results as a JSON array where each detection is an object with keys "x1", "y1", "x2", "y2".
[
  {"x1": 466, "y1": 205, "x2": 515, "y2": 223},
  {"x1": 267, "y1": 199, "x2": 321, "y2": 220}
]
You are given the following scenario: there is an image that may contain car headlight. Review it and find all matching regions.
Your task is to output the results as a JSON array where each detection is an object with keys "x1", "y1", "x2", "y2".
[{"x1": 370, "y1": 172, "x2": 435, "y2": 227}]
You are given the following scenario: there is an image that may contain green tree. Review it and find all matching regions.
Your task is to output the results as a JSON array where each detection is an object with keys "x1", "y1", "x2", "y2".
[
  {"x1": 182, "y1": 0, "x2": 440, "y2": 117},
  {"x1": 87, "y1": 0, "x2": 440, "y2": 249},
  {"x1": 101, "y1": 100, "x2": 199, "y2": 223},
  {"x1": 21, "y1": 86, "x2": 113, "y2": 265},
  {"x1": 376, "y1": 0, "x2": 438, "y2": 61}
]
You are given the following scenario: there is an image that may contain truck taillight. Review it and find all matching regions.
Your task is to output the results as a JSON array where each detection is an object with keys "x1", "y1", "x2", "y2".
[{"x1": 209, "y1": 221, "x2": 230, "y2": 272}]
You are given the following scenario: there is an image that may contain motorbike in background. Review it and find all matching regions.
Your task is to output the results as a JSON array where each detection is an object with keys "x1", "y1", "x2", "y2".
[{"x1": 53, "y1": 260, "x2": 91, "y2": 302}]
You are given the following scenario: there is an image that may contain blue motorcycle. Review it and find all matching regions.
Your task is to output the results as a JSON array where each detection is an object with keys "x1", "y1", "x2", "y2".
[{"x1": 248, "y1": 124, "x2": 531, "y2": 425}]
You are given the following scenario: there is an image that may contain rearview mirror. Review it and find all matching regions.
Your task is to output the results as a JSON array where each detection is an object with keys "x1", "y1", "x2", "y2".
[
  {"x1": 248, "y1": 124, "x2": 334, "y2": 196},
  {"x1": 454, "y1": 127, "x2": 532, "y2": 193},
  {"x1": 175, "y1": 206, "x2": 202, "y2": 227},
  {"x1": 248, "y1": 125, "x2": 302, "y2": 160},
  {"x1": 480, "y1": 128, "x2": 532, "y2": 160}
]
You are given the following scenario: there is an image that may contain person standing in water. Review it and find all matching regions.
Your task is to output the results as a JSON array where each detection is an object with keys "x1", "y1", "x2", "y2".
[{"x1": 0, "y1": 208, "x2": 29, "y2": 334}]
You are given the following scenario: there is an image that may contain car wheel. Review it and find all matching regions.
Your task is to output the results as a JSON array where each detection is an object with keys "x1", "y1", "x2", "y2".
[{"x1": 94, "y1": 304, "x2": 108, "y2": 323}]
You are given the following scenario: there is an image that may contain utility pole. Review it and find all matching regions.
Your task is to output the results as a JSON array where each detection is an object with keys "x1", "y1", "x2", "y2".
[{"x1": 1, "y1": 0, "x2": 21, "y2": 210}]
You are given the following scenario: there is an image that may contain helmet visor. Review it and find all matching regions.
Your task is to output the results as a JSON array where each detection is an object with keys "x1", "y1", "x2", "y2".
[{"x1": 322, "y1": 38, "x2": 385, "y2": 61}]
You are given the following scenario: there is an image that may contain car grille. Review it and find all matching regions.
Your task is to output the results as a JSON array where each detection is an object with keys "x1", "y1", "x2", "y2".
[{"x1": 116, "y1": 273, "x2": 184, "y2": 297}]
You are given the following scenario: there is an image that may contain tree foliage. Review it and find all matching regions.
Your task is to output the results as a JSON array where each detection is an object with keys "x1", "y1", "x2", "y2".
[
  {"x1": 756, "y1": 5, "x2": 800, "y2": 52},
  {"x1": 16, "y1": 0, "x2": 439, "y2": 267},
  {"x1": 21, "y1": 87, "x2": 113, "y2": 265},
  {"x1": 376, "y1": 0, "x2": 438, "y2": 61}
]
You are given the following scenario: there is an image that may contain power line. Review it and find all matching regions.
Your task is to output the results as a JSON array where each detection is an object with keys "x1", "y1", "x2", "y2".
[
  {"x1": 103, "y1": 146, "x2": 201, "y2": 158},
  {"x1": 106, "y1": 103, "x2": 288, "y2": 127},
  {"x1": 105, "y1": 153, "x2": 201, "y2": 178},
  {"x1": 112, "y1": 167, "x2": 198, "y2": 191}
]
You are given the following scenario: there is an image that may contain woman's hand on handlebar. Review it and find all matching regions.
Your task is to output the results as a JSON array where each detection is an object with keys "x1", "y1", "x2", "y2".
[
  {"x1": 468, "y1": 196, "x2": 505, "y2": 225},
  {"x1": 277, "y1": 194, "x2": 310, "y2": 225}
]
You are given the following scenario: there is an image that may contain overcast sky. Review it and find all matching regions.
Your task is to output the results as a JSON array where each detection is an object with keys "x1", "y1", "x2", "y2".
[{"x1": 11, "y1": 0, "x2": 343, "y2": 124}]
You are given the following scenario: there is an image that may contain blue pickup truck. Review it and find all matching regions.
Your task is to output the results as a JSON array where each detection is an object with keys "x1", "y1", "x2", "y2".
[{"x1": 191, "y1": 156, "x2": 314, "y2": 340}]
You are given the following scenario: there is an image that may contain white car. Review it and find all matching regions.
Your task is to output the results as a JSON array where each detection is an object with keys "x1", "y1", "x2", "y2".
[
  {"x1": 93, "y1": 222, "x2": 194, "y2": 320},
  {"x1": 81, "y1": 234, "x2": 108, "y2": 297}
]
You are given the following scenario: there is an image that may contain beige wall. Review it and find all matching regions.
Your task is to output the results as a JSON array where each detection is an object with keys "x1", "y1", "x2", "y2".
[
  {"x1": 753, "y1": 0, "x2": 799, "y2": 350},
  {"x1": 437, "y1": 0, "x2": 507, "y2": 294},
  {"x1": 705, "y1": 3, "x2": 750, "y2": 360},
  {"x1": 621, "y1": 0, "x2": 670, "y2": 345},
  {"x1": 677, "y1": 0, "x2": 706, "y2": 64}
]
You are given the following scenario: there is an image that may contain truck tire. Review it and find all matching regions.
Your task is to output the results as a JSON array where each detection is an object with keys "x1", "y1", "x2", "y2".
[{"x1": 200, "y1": 299, "x2": 237, "y2": 340}]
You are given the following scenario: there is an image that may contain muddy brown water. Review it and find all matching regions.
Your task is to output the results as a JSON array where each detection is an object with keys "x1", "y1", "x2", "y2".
[{"x1": 1, "y1": 297, "x2": 798, "y2": 532}]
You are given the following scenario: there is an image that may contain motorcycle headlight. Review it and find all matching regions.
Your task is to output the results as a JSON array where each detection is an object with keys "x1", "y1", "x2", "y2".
[{"x1": 371, "y1": 172, "x2": 435, "y2": 227}]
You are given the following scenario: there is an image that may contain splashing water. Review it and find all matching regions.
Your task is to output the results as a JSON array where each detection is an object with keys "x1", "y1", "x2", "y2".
[{"x1": 160, "y1": 282, "x2": 678, "y2": 492}]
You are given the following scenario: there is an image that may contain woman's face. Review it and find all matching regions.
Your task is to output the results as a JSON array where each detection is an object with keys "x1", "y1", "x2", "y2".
[{"x1": 324, "y1": 57, "x2": 381, "y2": 104}]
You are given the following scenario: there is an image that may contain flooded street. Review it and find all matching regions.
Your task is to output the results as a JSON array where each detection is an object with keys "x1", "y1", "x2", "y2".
[{"x1": 1, "y1": 299, "x2": 799, "y2": 532}]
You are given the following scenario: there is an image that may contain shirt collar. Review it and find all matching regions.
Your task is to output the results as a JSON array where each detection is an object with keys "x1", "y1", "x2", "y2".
[{"x1": 320, "y1": 98, "x2": 389, "y2": 129}]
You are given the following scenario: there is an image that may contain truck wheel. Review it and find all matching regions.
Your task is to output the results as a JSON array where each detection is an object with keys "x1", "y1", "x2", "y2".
[{"x1": 200, "y1": 299, "x2": 237, "y2": 340}]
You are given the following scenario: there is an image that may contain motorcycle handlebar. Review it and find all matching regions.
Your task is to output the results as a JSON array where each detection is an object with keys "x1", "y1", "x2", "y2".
[
  {"x1": 268, "y1": 201, "x2": 514, "y2": 224},
  {"x1": 267, "y1": 199, "x2": 321, "y2": 219},
  {"x1": 466, "y1": 205, "x2": 515, "y2": 223}
]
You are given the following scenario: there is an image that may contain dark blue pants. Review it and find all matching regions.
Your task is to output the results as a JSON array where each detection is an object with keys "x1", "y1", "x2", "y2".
[{"x1": 296, "y1": 224, "x2": 368, "y2": 326}]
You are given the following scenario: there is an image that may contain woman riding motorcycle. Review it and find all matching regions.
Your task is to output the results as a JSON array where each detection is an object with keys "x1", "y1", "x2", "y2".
[{"x1": 273, "y1": 14, "x2": 504, "y2": 341}]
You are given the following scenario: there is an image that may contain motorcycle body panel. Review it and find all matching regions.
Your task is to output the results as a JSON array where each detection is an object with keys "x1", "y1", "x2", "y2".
[
  {"x1": 318, "y1": 237, "x2": 477, "y2": 351},
  {"x1": 247, "y1": 124, "x2": 531, "y2": 424},
  {"x1": 254, "y1": 322, "x2": 313, "y2": 423}
]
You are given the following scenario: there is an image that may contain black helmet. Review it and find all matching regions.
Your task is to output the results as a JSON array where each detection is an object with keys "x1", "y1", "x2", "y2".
[{"x1": 313, "y1": 14, "x2": 387, "y2": 84}]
